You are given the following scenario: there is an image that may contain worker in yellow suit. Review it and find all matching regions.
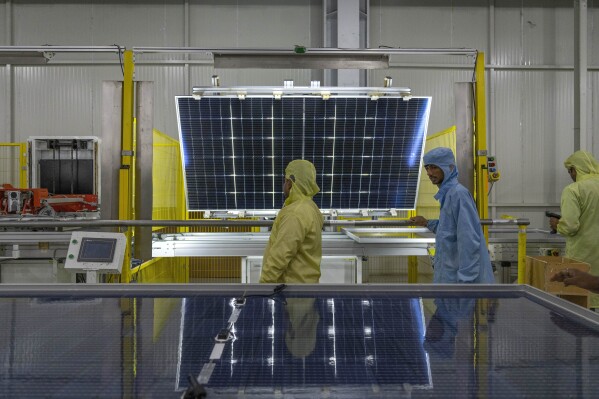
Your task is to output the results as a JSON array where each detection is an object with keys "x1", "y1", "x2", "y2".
[
  {"x1": 260, "y1": 159, "x2": 324, "y2": 283},
  {"x1": 549, "y1": 150, "x2": 599, "y2": 308}
]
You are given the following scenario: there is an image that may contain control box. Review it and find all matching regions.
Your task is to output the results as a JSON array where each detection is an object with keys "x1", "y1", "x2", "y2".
[
  {"x1": 539, "y1": 247, "x2": 561, "y2": 257},
  {"x1": 64, "y1": 231, "x2": 126, "y2": 273},
  {"x1": 488, "y1": 243, "x2": 518, "y2": 262},
  {"x1": 487, "y1": 156, "x2": 501, "y2": 182}
]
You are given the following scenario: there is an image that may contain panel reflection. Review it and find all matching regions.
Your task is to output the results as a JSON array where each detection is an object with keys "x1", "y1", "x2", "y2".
[
  {"x1": 178, "y1": 295, "x2": 430, "y2": 396},
  {"x1": 0, "y1": 291, "x2": 598, "y2": 398}
]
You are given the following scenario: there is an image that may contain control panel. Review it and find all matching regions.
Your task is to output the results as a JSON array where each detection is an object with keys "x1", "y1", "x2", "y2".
[
  {"x1": 64, "y1": 231, "x2": 126, "y2": 273},
  {"x1": 487, "y1": 156, "x2": 501, "y2": 182}
]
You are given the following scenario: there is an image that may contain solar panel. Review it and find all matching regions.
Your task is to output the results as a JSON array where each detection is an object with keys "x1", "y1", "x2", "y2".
[
  {"x1": 3, "y1": 285, "x2": 599, "y2": 398},
  {"x1": 176, "y1": 95, "x2": 431, "y2": 213},
  {"x1": 178, "y1": 295, "x2": 430, "y2": 391}
]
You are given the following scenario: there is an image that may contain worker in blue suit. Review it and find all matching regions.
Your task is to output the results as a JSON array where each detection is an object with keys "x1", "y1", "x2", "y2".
[
  {"x1": 410, "y1": 147, "x2": 495, "y2": 283},
  {"x1": 424, "y1": 298, "x2": 477, "y2": 397}
]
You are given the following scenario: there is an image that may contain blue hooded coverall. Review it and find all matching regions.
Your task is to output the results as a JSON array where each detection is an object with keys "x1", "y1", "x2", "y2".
[{"x1": 424, "y1": 148, "x2": 495, "y2": 284}]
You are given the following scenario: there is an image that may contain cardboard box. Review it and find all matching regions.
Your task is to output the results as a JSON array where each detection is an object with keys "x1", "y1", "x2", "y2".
[
  {"x1": 525, "y1": 256, "x2": 591, "y2": 307},
  {"x1": 556, "y1": 294, "x2": 589, "y2": 308}
]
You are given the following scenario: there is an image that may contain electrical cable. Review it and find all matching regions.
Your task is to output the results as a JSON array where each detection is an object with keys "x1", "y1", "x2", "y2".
[
  {"x1": 472, "y1": 50, "x2": 478, "y2": 83},
  {"x1": 113, "y1": 44, "x2": 124, "y2": 77},
  {"x1": 183, "y1": 284, "x2": 288, "y2": 397},
  {"x1": 488, "y1": 181, "x2": 495, "y2": 196},
  {"x1": 240, "y1": 283, "x2": 288, "y2": 305}
]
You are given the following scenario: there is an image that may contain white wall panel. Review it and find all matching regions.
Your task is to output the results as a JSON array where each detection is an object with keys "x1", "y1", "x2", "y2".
[
  {"x1": 370, "y1": 1, "x2": 488, "y2": 54},
  {"x1": 554, "y1": 6, "x2": 575, "y2": 65},
  {"x1": 494, "y1": 3, "x2": 525, "y2": 66},
  {"x1": 520, "y1": 6, "x2": 557, "y2": 65},
  {"x1": 494, "y1": 2, "x2": 583, "y2": 66},
  {"x1": 0, "y1": 2, "x2": 7, "y2": 45},
  {"x1": 1, "y1": 1, "x2": 597, "y2": 230},
  {"x1": 0, "y1": 69, "x2": 8, "y2": 137},
  {"x1": 190, "y1": 0, "x2": 314, "y2": 47},
  {"x1": 370, "y1": 68, "x2": 474, "y2": 136},
  {"x1": 371, "y1": 3, "x2": 453, "y2": 48},
  {"x1": 493, "y1": 70, "x2": 524, "y2": 204},
  {"x1": 492, "y1": 69, "x2": 572, "y2": 206},
  {"x1": 591, "y1": 6, "x2": 599, "y2": 66},
  {"x1": 451, "y1": 5, "x2": 489, "y2": 52},
  {"x1": 12, "y1": 0, "x2": 184, "y2": 50},
  {"x1": 12, "y1": 65, "x2": 121, "y2": 142},
  {"x1": 135, "y1": 65, "x2": 186, "y2": 138}
]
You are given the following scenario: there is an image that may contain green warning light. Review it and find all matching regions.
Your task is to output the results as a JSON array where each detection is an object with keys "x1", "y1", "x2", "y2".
[{"x1": 294, "y1": 45, "x2": 306, "y2": 54}]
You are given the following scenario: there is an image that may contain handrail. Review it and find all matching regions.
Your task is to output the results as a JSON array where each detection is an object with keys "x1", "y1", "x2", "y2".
[
  {"x1": 0, "y1": 218, "x2": 529, "y2": 229},
  {"x1": 0, "y1": 46, "x2": 121, "y2": 53},
  {"x1": 0, "y1": 217, "x2": 531, "y2": 285}
]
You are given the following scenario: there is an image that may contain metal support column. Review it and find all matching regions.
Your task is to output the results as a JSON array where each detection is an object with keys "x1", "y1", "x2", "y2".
[
  {"x1": 474, "y1": 52, "x2": 489, "y2": 239},
  {"x1": 134, "y1": 82, "x2": 154, "y2": 262},
  {"x1": 454, "y1": 82, "x2": 475, "y2": 195},
  {"x1": 120, "y1": 50, "x2": 135, "y2": 283},
  {"x1": 337, "y1": 0, "x2": 361, "y2": 87},
  {"x1": 574, "y1": 0, "x2": 588, "y2": 152},
  {"x1": 5, "y1": 1, "x2": 14, "y2": 143},
  {"x1": 101, "y1": 81, "x2": 123, "y2": 221},
  {"x1": 324, "y1": 0, "x2": 368, "y2": 86}
]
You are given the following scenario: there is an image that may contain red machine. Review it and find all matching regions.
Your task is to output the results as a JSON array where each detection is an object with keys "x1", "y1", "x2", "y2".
[
  {"x1": 0, "y1": 183, "x2": 98, "y2": 216},
  {"x1": 1, "y1": 137, "x2": 101, "y2": 218}
]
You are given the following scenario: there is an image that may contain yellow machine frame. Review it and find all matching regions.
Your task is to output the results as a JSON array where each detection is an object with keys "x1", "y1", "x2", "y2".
[{"x1": 117, "y1": 49, "x2": 529, "y2": 284}]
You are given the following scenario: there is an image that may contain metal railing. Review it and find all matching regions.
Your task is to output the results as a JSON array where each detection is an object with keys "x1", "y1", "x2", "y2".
[{"x1": 0, "y1": 217, "x2": 531, "y2": 284}]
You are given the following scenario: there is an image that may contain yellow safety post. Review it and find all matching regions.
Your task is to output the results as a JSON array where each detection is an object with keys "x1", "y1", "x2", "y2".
[
  {"x1": 517, "y1": 223, "x2": 527, "y2": 284},
  {"x1": 408, "y1": 256, "x2": 418, "y2": 283},
  {"x1": 19, "y1": 143, "x2": 27, "y2": 187},
  {"x1": 407, "y1": 209, "x2": 419, "y2": 283},
  {"x1": 177, "y1": 157, "x2": 190, "y2": 283},
  {"x1": 0, "y1": 143, "x2": 28, "y2": 187},
  {"x1": 119, "y1": 49, "x2": 135, "y2": 283},
  {"x1": 474, "y1": 52, "x2": 489, "y2": 240}
]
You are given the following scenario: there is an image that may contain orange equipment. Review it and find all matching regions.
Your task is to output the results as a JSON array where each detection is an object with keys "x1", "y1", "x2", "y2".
[{"x1": 0, "y1": 183, "x2": 98, "y2": 216}]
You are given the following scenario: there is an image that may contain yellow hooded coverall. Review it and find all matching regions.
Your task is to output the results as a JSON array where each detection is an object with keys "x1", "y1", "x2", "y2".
[
  {"x1": 259, "y1": 160, "x2": 324, "y2": 284},
  {"x1": 557, "y1": 150, "x2": 599, "y2": 308}
]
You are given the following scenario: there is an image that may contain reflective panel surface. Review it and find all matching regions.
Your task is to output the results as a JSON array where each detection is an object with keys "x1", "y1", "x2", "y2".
[
  {"x1": 0, "y1": 285, "x2": 598, "y2": 398},
  {"x1": 176, "y1": 96, "x2": 431, "y2": 211}
]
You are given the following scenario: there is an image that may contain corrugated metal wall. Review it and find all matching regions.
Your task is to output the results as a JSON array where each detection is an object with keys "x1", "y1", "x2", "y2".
[
  {"x1": 12, "y1": 66, "x2": 118, "y2": 142},
  {"x1": 0, "y1": 1, "x2": 598, "y2": 228},
  {"x1": 0, "y1": 68, "x2": 8, "y2": 136},
  {"x1": 369, "y1": 1, "x2": 599, "y2": 228}
]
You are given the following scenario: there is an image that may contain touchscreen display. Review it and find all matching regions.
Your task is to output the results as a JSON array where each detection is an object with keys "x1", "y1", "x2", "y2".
[{"x1": 77, "y1": 238, "x2": 117, "y2": 262}]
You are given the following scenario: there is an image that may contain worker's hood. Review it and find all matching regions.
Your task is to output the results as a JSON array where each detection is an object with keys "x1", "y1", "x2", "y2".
[
  {"x1": 564, "y1": 150, "x2": 599, "y2": 181},
  {"x1": 285, "y1": 159, "x2": 320, "y2": 206},
  {"x1": 423, "y1": 147, "x2": 459, "y2": 189}
]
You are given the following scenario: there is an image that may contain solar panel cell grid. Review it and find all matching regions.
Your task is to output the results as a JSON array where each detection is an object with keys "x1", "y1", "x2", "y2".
[{"x1": 177, "y1": 96, "x2": 431, "y2": 212}]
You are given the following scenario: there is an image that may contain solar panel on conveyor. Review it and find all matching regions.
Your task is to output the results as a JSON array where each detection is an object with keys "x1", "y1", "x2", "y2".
[
  {"x1": 2, "y1": 286, "x2": 599, "y2": 398},
  {"x1": 176, "y1": 96, "x2": 431, "y2": 212}
]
